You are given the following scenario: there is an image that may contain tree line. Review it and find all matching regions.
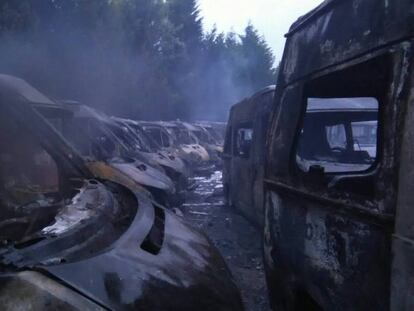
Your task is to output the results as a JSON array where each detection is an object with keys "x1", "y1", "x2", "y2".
[{"x1": 0, "y1": 0, "x2": 277, "y2": 121}]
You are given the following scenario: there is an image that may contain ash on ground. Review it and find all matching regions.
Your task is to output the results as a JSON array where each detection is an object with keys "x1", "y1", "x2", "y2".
[{"x1": 183, "y1": 171, "x2": 270, "y2": 311}]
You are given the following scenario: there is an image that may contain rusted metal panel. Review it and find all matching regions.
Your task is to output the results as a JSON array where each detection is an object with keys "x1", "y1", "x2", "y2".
[{"x1": 280, "y1": 0, "x2": 414, "y2": 87}]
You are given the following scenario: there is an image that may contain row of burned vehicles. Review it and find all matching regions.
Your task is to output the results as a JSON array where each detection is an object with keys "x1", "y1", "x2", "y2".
[
  {"x1": 0, "y1": 75, "x2": 243, "y2": 310},
  {"x1": 224, "y1": 0, "x2": 414, "y2": 310}
]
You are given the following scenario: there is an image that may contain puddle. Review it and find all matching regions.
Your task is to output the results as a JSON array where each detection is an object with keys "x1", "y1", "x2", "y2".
[{"x1": 191, "y1": 171, "x2": 223, "y2": 196}]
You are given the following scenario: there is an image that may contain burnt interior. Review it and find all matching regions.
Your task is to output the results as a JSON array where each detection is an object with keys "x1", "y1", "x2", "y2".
[
  {"x1": 0, "y1": 106, "x2": 139, "y2": 261},
  {"x1": 293, "y1": 54, "x2": 392, "y2": 197},
  {"x1": 0, "y1": 110, "x2": 64, "y2": 242}
]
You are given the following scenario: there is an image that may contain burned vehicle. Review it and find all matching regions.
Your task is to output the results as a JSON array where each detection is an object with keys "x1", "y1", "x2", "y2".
[
  {"x1": 36, "y1": 100, "x2": 177, "y2": 207},
  {"x1": 180, "y1": 121, "x2": 223, "y2": 167},
  {"x1": 167, "y1": 121, "x2": 212, "y2": 168},
  {"x1": 263, "y1": 0, "x2": 414, "y2": 310},
  {"x1": 222, "y1": 86, "x2": 275, "y2": 227},
  {"x1": 111, "y1": 117, "x2": 191, "y2": 203},
  {"x1": 0, "y1": 74, "x2": 243, "y2": 310},
  {"x1": 193, "y1": 123, "x2": 223, "y2": 145},
  {"x1": 140, "y1": 121, "x2": 212, "y2": 173},
  {"x1": 197, "y1": 121, "x2": 226, "y2": 146},
  {"x1": 188, "y1": 123, "x2": 223, "y2": 167}
]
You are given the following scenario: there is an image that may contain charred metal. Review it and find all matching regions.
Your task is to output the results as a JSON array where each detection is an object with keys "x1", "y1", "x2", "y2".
[
  {"x1": 263, "y1": 0, "x2": 414, "y2": 310},
  {"x1": 0, "y1": 74, "x2": 242, "y2": 310}
]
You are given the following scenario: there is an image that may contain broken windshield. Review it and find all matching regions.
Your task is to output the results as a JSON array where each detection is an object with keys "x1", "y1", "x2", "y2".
[
  {"x1": 193, "y1": 129, "x2": 214, "y2": 144},
  {"x1": 170, "y1": 127, "x2": 198, "y2": 145},
  {"x1": 107, "y1": 121, "x2": 150, "y2": 153},
  {"x1": 143, "y1": 126, "x2": 172, "y2": 148},
  {"x1": 0, "y1": 110, "x2": 72, "y2": 243},
  {"x1": 134, "y1": 125, "x2": 161, "y2": 151},
  {"x1": 64, "y1": 118, "x2": 114, "y2": 160}
]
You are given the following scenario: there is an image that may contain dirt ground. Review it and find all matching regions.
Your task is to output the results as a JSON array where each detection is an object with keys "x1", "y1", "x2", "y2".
[{"x1": 182, "y1": 171, "x2": 270, "y2": 311}]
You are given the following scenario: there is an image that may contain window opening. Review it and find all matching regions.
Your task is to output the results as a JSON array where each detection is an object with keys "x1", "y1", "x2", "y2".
[
  {"x1": 296, "y1": 97, "x2": 378, "y2": 173},
  {"x1": 235, "y1": 126, "x2": 253, "y2": 158}
]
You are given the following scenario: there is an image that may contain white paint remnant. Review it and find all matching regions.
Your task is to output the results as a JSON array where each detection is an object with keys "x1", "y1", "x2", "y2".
[{"x1": 42, "y1": 186, "x2": 98, "y2": 235}]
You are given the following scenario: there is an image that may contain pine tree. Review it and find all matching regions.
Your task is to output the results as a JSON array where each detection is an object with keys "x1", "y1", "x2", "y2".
[
  {"x1": 239, "y1": 23, "x2": 276, "y2": 92},
  {"x1": 0, "y1": 1, "x2": 277, "y2": 121}
]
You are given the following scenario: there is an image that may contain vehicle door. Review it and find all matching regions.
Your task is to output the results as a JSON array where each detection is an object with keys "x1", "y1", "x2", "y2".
[
  {"x1": 231, "y1": 120, "x2": 254, "y2": 219},
  {"x1": 264, "y1": 52, "x2": 400, "y2": 310}
]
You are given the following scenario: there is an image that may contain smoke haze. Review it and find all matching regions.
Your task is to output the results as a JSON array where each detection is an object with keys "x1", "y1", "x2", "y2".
[{"x1": 0, "y1": 0, "x2": 276, "y2": 121}]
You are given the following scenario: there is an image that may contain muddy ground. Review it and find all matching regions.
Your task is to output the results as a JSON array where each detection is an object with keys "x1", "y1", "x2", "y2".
[{"x1": 182, "y1": 171, "x2": 270, "y2": 311}]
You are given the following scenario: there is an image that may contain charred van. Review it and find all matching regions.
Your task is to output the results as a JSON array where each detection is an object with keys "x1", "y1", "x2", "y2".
[
  {"x1": 223, "y1": 86, "x2": 275, "y2": 228},
  {"x1": 263, "y1": 0, "x2": 414, "y2": 310}
]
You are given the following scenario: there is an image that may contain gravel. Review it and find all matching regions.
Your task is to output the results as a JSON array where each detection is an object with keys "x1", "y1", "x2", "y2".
[{"x1": 182, "y1": 171, "x2": 270, "y2": 311}]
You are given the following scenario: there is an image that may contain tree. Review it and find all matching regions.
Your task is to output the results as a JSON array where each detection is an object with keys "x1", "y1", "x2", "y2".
[
  {"x1": 0, "y1": 1, "x2": 277, "y2": 121},
  {"x1": 239, "y1": 23, "x2": 276, "y2": 92}
]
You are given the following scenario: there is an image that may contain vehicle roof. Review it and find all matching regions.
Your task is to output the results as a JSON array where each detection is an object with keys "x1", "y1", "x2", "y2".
[
  {"x1": 195, "y1": 121, "x2": 226, "y2": 128},
  {"x1": 61, "y1": 100, "x2": 109, "y2": 122},
  {"x1": 139, "y1": 121, "x2": 177, "y2": 128},
  {"x1": 286, "y1": 0, "x2": 335, "y2": 36},
  {"x1": 0, "y1": 74, "x2": 59, "y2": 107},
  {"x1": 177, "y1": 121, "x2": 199, "y2": 132},
  {"x1": 229, "y1": 85, "x2": 275, "y2": 123},
  {"x1": 279, "y1": 0, "x2": 414, "y2": 85},
  {"x1": 111, "y1": 116, "x2": 128, "y2": 124},
  {"x1": 194, "y1": 123, "x2": 213, "y2": 129},
  {"x1": 250, "y1": 85, "x2": 276, "y2": 100}
]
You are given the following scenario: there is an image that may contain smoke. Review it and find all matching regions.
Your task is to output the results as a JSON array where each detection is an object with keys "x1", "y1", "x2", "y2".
[
  {"x1": 184, "y1": 58, "x2": 252, "y2": 122},
  {"x1": 0, "y1": 2, "x2": 273, "y2": 122},
  {"x1": 0, "y1": 30, "x2": 149, "y2": 116}
]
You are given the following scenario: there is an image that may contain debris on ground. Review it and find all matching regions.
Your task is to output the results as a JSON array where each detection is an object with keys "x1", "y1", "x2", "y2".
[{"x1": 184, "y1": 171, "x2": 270, "y2": 311}]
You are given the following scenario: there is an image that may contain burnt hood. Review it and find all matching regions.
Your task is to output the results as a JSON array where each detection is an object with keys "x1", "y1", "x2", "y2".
[
  {"x1": 109, "y1": 158, "x2": 175, "y2": 193},
  {"x1": 2, "y1": 192, "x2": 243, "y2": 310}
]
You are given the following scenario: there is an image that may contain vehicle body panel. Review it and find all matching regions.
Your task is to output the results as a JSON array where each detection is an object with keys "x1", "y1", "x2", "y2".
[{"x1": 1, "y1": 190, "x2": 243, "y2": 310}]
